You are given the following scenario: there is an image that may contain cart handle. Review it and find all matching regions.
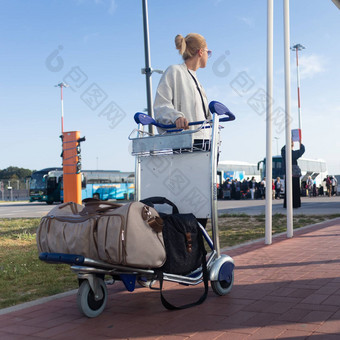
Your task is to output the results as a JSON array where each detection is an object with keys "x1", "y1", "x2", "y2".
[{"x1": 134, "y1": 100, "x2": 235, "y2": 129}]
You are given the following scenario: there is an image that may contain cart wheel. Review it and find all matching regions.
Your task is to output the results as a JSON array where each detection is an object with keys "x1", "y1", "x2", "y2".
[
  {"x1": 77, "y1": 279, "x2": 107, "y2": 318},
  {"x1": 211, "y1": 271, "x2": 234, "y2": 296}
]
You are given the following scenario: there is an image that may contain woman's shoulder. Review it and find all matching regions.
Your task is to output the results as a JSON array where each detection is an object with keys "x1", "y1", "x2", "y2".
[{"x1": 164, "y1": 63, "x2": 186, "y2": 75}]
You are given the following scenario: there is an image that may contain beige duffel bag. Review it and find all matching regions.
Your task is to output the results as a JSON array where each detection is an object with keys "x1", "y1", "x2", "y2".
[
  {"x1": 36, "y1": 200, "x2": 166, "y2": 269},
  {"x1": 37, "y1": 202, "x2": 100, "y2": 260}
]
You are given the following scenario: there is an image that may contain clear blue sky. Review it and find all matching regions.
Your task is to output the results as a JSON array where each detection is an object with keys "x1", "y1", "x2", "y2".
[{"x1": 1, "y1": 0, "x2": 339, "y2": 174}]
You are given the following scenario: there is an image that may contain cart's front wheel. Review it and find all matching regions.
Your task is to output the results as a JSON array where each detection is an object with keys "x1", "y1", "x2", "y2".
[
  {"x1": 77, "y1": 279, "x2": 108, "y2": 318},
  {"x1": 211, "y1": 271, "x2": 234, "y2": 296}
]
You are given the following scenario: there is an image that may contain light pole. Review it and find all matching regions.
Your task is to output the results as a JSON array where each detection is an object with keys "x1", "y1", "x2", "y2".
[
  {"x1": 290, "y1": 43, "x2": 305, "y2": 144},
  {"x1": 265, "y1": 0, "x2": 273, "y2": 245},
  {"x1": 274, "y1": 137, "x2": 279, "y2": 155},
  {"x1": 55, "y1": 82, "x2": 69, "y2": 135}
]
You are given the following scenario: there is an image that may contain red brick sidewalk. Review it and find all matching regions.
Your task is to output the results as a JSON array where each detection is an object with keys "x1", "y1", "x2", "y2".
[{"x1": 1, "y1": 218, "x2": 340, "y2": 339}]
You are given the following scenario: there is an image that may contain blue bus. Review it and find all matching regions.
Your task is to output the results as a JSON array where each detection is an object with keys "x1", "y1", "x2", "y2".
[
  {"x1": 80, "y1": 170, "x2": 134, "y2": 200},
  {"x1": 31, "y1": 169, "x2": 134, "y2": 204}
]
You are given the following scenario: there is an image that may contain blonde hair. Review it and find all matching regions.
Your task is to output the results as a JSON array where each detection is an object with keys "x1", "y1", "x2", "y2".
[{"x1": 175, "y1": 33, "x2": 207, "y2": 60}]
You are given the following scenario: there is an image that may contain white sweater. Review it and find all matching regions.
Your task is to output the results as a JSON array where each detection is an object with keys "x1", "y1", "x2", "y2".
[{"x1": 154, "y1": 63, "x2": 211, "y2": 139}]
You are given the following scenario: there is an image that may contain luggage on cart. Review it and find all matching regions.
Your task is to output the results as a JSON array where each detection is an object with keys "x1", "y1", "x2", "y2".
[
  {"x1": 37, "y1": 202, "x2": 100, "y2": 260},
  {"x1": 37, "y1": 200, "x2": 166, "y2": 269},
  {"x1": 141, "y1": 196, "x2": 204, "y2": 275}
]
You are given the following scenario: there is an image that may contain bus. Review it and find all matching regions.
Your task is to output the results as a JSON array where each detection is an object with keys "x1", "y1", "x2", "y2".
[
  {"x1": 30, "y1": 169, "x2": 134, "y2": 204},
  {"x1": 257, "y1": 156, "x2": 328, "y2": 195},
  {"x1": 29, "y1": 168, "x2": 63, "y2": 204},
  {"x1": 80, "y1": 170, "x2": 135, "y2": 201},
  {"x1": 217, "y1": 160, "x2": 261, "y2": 198}
]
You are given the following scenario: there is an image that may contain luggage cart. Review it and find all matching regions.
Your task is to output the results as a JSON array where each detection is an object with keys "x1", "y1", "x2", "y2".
[{"x1": 39, "y1": 100, "x2": 236, "y2": 318}]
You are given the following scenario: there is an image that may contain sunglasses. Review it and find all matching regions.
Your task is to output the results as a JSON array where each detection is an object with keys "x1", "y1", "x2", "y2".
[{"x1": 204, "y1": 49, "x2": 212, "y2": 58}]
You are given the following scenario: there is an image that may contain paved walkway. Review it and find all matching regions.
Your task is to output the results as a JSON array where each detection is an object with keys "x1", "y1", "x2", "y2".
[{"x1": 1, "y1": 218, "x2": 340, "y2": 339}]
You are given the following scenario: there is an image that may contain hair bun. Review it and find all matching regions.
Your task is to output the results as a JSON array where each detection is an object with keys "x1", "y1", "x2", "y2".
[{"x1": 175, "y1": 34, "x2": 186, "y2": 55}]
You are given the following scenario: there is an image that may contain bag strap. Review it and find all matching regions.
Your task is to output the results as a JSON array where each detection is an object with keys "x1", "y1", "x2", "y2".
[
  {"x1": 140, "y1": 196, "x2": 179, "y2": 214},
  {"x1": 187, "y1": 69, "x2": 208, "y2": 120},
  {"x1": 157, "y1": 226, "x2": 209, "y2": 310}
]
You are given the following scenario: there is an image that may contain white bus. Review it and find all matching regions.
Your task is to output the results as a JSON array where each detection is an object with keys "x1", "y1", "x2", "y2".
[{"x1": 257, "y1": 156, "x2": 328, "y2": 195}]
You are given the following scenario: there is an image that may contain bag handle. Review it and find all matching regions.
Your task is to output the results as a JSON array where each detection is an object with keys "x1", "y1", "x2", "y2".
[
  {"x1": 156, "y1": 226, "x2": 209, "y2": 310},
  {"x1": 58, "y1": 201, "x2": 80, "y2": 214},
  {"x1": 80, "y1": 199, "x2": 122, "y2": 215},
  {"x1": 140, "y1": 196, "x2": 179, "y2": 214}
]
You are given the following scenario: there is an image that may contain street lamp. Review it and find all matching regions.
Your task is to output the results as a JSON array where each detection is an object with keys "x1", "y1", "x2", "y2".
[
  {"x1": 54, "y1": 82, "x2": 69, "y2": 134},
  {"x1": 290, "y1": 43, "x2": 305, "y2": 144}
]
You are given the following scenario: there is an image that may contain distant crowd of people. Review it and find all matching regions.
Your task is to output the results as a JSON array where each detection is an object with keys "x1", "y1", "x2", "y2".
[
  {"x1": 220, "y1": 177, "x2": 267, "y2": 200},
  {"x1": 220, "y1": 175, "x2": 338, "y2": 200}
]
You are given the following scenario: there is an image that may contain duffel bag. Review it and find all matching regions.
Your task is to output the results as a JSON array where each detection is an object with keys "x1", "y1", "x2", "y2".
[
  {"x1": 37, "y1": 201, "x2": 99, "y2": 260},
  {"x1": 85, "y1": 200, "x2": 166, "y2": 268},
  {"x1": 37, "y1": 200, "x2": 166, "y2": 269}
]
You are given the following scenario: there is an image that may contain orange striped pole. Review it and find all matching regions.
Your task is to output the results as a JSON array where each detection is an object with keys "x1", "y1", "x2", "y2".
[{"x1": 62, "y1": 131, "x2": 82, "y2": 204}]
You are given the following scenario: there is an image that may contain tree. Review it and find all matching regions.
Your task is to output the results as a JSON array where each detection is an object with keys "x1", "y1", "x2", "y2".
[{"x1": 0, "y1": 167, "x2": 33, "y2": 180}]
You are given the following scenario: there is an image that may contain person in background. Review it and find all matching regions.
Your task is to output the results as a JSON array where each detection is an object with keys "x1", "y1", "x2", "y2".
[
  {"x1": 241, "y1": 179, "x2": 249, "y2": 199},
  {"x1": 312, "y1": 180, "x2": 317, "y2": 197},
  {"x1": 235, "y1": 179, "x2": 241, "y2": 200},
  {"x1": 248, "y1": 176, "x2": 256, "y2": 200},
  {"x1": 331, "y1": 176, "x2": 338, "y2": 196},
  {"x1": 325, "y1": 176, "x2": 332, "y2": 197},
  {"x1": 281, "y1": 141, "x2": 305, "y2": 208},
  {"x1": 260, "y1": 177, "x2": 266, "y2": 199},
  {"x1": 306, "y1": 176, "x2": 313, "y2": 197},
  {"x1": 274, "y1": 177, "x2": 282, "y2": 199},
  {"x1": 222, "y1": 178, "x2": 231, "y2": 200}
]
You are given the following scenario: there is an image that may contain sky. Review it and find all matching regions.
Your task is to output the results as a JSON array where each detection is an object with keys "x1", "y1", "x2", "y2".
[{"x1": 1, "y1": 0, "x2": 340, "y2": 174}]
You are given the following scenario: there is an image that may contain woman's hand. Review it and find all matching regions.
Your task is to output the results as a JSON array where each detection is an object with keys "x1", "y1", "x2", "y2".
[{"x1": 175, "y1": 117, "x2": 189, "y2": 130}]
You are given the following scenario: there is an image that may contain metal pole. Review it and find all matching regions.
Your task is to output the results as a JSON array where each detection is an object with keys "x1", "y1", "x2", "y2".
[
  {"x1": 291, "y1": 43, "x2": 305, "y2": 146},
  {"x1": 142, "y1": 0, "x2": 154, "y2": 135},
  {"x1": 55, "y1": 82, "x2": 69, "y2": 135},
  {"x1": 265, "y1": 0, "x2": 273, "y2": 245},
  {"x1": 61, "y1": 85, "x2": 64, "y2": 134},
  {"x1": 296, "y1": 48, "x2": 301, "y2": 134},
  {"x1": 283, "y1": 0, "x2": 293, "y2": 238},
  {"x1": 211, "y1": 113, "x2": 221, "y2": 256}
]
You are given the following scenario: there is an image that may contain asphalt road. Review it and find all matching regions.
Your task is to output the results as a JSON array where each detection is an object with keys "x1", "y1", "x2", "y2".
[
  {"x1": 1, "y1": 196, "x2": 339, "y2": 218},
  {"x1": 218, "y1": 195, "x2": 340, "y2": 216}
]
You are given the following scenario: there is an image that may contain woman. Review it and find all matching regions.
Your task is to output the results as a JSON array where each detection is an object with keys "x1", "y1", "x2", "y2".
[
  {"x1": 154, "y1": 34, "x2": 212, "y2": 228},
  {"x1": 281, "y1": 141, "x2": 305, "y2": 208},
  {"x1": 154, "y1": 33, "x2": 211, "y2": 140}
]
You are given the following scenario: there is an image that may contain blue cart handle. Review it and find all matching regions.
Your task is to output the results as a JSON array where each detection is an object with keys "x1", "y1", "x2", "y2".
[{"x1": 134, "y1": 100, "x2": 235, "y2": 129}]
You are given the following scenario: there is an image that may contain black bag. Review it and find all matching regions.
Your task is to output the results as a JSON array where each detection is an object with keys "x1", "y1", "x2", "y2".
[
  {"x1": 161, "y1": 213, "x2": 202, "y2": 275},
  {"x1": 140, "y1": 196, "x2": 202, "y2": 275},
  {"x1": 140, "y1": 197, "x2": 209, "y2": 310}
]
